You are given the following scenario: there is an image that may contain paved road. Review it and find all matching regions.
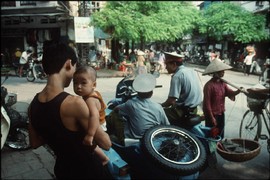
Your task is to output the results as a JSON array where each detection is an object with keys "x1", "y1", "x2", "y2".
[{"x1": 1, "y1": 65, "x2": 269, "y2": 179}]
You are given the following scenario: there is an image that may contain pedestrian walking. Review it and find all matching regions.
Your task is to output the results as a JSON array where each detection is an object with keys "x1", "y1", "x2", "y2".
[{"x1": 243, "y1": 51, "x2": 255, "y2": 76}]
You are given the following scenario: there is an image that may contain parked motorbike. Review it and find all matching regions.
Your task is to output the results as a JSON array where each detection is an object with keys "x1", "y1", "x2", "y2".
[
  {"x1": 105, "y1": 76, "x2": 210, "y2": 178},
  {"x1": 1, "y1": 75, "x2": 31, "y2": 150},
  {"x1": 26, "y1": 58, "x2": 47, "y2": 82}
]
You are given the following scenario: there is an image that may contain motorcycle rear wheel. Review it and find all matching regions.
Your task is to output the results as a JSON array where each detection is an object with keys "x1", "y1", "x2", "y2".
[
  {"x1": 26, "y1": 70, "x2": 35, "y2": 82},
  {"x1": 142, "y1": 125, "x2": 207, "y2": 176},
  {"x1": 5, "y1": 124, "x2": 31, "y2": 150}
]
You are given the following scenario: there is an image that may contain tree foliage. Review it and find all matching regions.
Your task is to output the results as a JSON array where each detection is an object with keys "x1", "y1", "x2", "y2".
[
  {"x1": 198, "y1": 2, "x2": 269, "y2": 43},
  {"x1": 91, "y1": 1, "x2": 200, "y2": 45}
]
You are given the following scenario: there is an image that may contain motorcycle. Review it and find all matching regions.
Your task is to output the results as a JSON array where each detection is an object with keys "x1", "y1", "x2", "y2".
[
  {"x1": 1, "y1": 75, "x2": 31, "y2": 150},
  {"x1": 12, "y1": 61, "x2": 28, "y2": 77},
  {"x1": 105, "y1": 76, "x2": 213, "y2": 179},
  {"x1": 26, "y1": 58, "x2": 47, "y2": 82}
]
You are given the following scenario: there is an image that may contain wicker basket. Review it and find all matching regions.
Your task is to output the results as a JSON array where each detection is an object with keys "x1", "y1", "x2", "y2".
[
  {"x1": 246, "y1": 97, "x2": 265, "y2": 111},
  {"x1": 216, "y1": 138, "x2": 261, "y2": 162}
]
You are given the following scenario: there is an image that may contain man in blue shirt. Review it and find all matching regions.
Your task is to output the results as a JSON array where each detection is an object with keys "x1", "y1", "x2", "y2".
[
  {"x1": 161, "y1": 52, "x2": 202, "y2": 126},
  {"x1": 106, "y1": 73, "x2": 170, "y2": 145}
]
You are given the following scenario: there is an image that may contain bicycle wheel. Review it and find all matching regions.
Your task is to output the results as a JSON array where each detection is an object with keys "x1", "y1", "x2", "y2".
[
  {"x1": 26, "y1": 70, "x2": 35, "y2": 82},
  {"x1": 239, "y1": 110, "x2": 262, "y2": 141}
]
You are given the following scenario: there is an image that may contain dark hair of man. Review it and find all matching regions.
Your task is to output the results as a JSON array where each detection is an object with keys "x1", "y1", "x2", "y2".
[
  {"x1": 175, "y1": 61, "x2": 183, "y2": 66},
  {"x1": 42, "y1": 41, "x2": 78, "y2": 75},
  {"x1": 137, "y1": 91, "x2": 153, "y2": 99},
  {"x1": 166, "y1": 61, "x2": 183, "y2": 66},
  {"x1": 74, "y1": 65, "x2": 97, "y2": 82}
]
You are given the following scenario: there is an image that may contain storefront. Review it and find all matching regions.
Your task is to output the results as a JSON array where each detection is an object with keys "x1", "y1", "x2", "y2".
[{"x1": 1, "y1": 1, "x2": 72, "y2": 65}]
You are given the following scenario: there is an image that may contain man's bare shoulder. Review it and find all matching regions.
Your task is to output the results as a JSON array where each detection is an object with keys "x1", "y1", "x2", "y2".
[
  {"x1": 63, "y1": 95, "x2": 88, "y2": 113},
  {"x1": 60, "y1": 94, "x2": 89, "y2": 131}
]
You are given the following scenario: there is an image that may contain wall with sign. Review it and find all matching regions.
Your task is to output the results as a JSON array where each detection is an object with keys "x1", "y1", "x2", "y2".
[{"x1": 74, "y1": 17, "x2": 94, "y2": 43}]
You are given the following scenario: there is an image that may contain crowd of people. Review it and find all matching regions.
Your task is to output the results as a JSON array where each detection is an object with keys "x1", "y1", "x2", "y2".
[{"x1": 6, "y1": 36, "x2": 265, "y2": 178}]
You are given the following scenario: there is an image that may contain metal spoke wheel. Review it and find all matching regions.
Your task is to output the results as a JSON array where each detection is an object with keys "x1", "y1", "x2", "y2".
[{"x1": 142, "y1": 125, "x2": 207, "y2": 176}]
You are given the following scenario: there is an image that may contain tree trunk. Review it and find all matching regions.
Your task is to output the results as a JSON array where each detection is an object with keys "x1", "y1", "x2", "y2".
[
  {"x1": 125, "y1": 40, "x2": 129, "y2": 56},
  {"x1": 140, "y1": 33, "x2": 145, "y2": 50},
  {"x1": 111, "y1": 38, "x2": 121, "y2": 63},
  {"x1": 131, "y1": 40, "x2": 135, "y2": 53}
]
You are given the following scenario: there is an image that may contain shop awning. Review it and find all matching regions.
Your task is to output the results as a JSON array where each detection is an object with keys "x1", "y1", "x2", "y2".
[{"x1": 94, "y1": 28, "x2": 111, "y2": 39}]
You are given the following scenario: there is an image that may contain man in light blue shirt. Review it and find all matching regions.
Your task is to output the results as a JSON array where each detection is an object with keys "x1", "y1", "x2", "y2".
[
  {"x1": 107, "y1": 73, "x2": 170, "y2": 144},
  {"x1": 161, "y1": 52, "x2": 202, "y2": 126}
]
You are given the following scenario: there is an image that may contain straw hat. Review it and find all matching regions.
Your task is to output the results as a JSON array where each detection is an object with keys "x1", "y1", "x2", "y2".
[
  {"x1": 202, "y1": 59, "x2": 232, "y2": 75},
  {"x1": 164, "y1": 52, "x2": 184, "y2": 63},
  {"x1": 132, "y1": 73, "x2": 156, "y2": 92},
  {"x1": 137, "y1": 50, "x2": 145, "y2": 56}
]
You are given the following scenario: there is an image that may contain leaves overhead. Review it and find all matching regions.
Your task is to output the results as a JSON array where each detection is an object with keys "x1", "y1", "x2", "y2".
[
  {"x1": 91, "y1": 1, "x2": 268, "y2": 45},
  {"x1": 91, "y1": 1, "x2": 200, "y2": 43},
  {"x1": 197, "y1": 2, "x2": 269, "y2": 43}
]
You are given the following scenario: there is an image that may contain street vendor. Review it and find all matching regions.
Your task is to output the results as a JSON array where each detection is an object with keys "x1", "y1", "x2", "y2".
[{"x1": 202, "y1": 59, "x2": 242, "y2": 138}]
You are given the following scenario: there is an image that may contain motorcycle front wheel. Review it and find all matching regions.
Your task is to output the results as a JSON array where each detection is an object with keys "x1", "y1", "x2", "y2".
[
  {"x1": 141, "y1": 125, "x2": 207, "y2": 176},
  {"x1": 5, "y1": 124, "x2": 31, "y2": 150},
  {"x1": 26, "y1": 70, "x2": 35, "y2": 82}
]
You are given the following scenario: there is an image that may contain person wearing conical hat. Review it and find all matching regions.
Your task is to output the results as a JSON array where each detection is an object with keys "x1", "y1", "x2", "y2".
[
  {"x1": 202, "y1": 59, "x2": 241, "y2": 138},
  {"x1": 161, "y1": 52, "x2": 202, "y2": 126},
  {"x1": 136, "y1": 50, "x2": 147, "y2": 74}
]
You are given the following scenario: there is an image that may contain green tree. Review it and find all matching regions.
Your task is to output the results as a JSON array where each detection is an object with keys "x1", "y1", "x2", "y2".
[
  {"x1": 198, "y1": 2, "x2": 269, "y2": 43},
  {"x1": 91, "y1": 1, "x2": 200, "y2": 61}
]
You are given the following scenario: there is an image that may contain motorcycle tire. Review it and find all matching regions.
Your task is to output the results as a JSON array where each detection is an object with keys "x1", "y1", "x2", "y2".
[
  {"x1": 26, "y1": 70, "x2": 35, "y2": 82},
  {"x1": 5, "y1": 123, "x2": 31, "y2": 150},
  {"x1": 141, "y1": 125, "x2": 207, "y2": 176}
]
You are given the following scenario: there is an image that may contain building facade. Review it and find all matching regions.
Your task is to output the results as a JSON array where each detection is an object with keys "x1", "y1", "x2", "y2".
[{"x1": 1, "y1": 1, "x2": 74, "y2": 62}]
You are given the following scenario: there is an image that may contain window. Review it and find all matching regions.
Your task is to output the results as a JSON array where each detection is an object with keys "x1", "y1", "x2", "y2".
[
  {"x1": 20, "y1": 1, "x2": 36, "y2": 6},
  {"x1": 255, "y1": 1, "x2": 263, "y2": 7},
  {"x1": 1, "y1": 1, "x2": 16, "y2": 7}
]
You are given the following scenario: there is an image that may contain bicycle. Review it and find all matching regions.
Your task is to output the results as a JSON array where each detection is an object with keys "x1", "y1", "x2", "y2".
[{"x1": 239, "y1": 93, "x2": 270, "y2": 153}]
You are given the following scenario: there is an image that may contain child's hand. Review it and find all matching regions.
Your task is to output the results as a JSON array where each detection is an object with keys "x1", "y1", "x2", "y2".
[{"x1": 83, "y1": 134, "x2": 94, "y2": 146}]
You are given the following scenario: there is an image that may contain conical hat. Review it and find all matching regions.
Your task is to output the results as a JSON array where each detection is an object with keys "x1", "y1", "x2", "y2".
[
  {"x1": 137, "y1": 50, "x2": 145, "y2": 56},
  {"x1": 202, "y1": 59, "x2": 232, "y2": 75}
]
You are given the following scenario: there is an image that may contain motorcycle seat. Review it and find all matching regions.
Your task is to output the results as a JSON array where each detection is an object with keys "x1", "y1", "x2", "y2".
[{"x1": 185, "y1": 115, "x2": 201, "y2": 126}]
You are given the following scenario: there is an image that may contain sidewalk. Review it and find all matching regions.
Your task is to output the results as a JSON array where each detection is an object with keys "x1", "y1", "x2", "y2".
[{"x1": 1, "y1": 146, "x2": 56, "y2": 179}]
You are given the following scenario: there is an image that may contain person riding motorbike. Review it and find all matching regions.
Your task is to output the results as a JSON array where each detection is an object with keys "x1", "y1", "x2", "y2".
[
  {"x1": 34, "y1": 54, "x2": 46, "y2": 78},
  {"x1": 161, "y1": 52, "x2": 203, "y2": 127},
  {"x1": 106, "y1": 73, "x2": 170, "y2": 145},
  {"x1": 19, "y1": 49, "x2": 32, "y2": 77}
]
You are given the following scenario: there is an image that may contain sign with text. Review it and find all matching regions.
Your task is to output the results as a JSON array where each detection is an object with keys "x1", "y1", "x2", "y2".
[{"x1": 74, "y1": 17, "x2": 94, "y2": 43}]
